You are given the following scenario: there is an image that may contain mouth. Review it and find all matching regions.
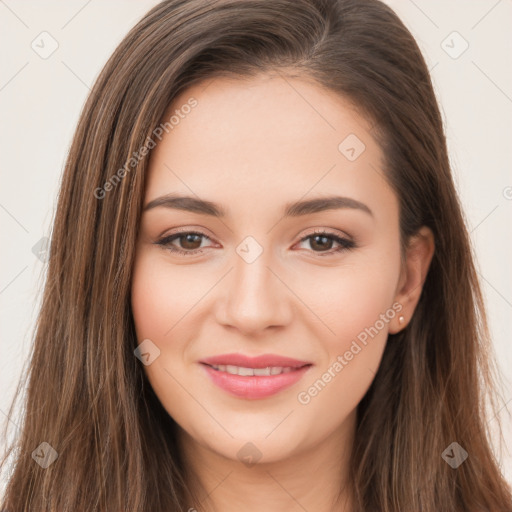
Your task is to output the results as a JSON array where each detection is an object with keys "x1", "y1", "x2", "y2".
[{"x1": 198, "y1": 354, "x2": 313, "y2": 399}]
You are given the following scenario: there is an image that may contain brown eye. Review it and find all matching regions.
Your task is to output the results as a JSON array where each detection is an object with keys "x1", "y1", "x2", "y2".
[
  {"x1": 297, "y1": 230, "x2": 356, "y2": 256},
  {"x1": 155, "y1": 231, "x2": 212, "y2": 256},
  {"x1": 177, "y1": 233, "x2": 203, "y2": 250},
  {"x1": 309, "y1": 234, "x2": 335, "y2": 251}
]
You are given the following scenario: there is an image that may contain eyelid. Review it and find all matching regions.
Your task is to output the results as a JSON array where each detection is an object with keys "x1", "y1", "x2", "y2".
[
  {"x1": 299, "y1": 227, "x2": 353, "y2": 241},
  {"x1": 156, "y1": 225, "x2": 214, "y2": 240}
]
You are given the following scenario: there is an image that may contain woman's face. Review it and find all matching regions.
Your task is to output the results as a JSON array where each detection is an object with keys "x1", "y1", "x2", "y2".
[{"x1": 131, "y1": 73, "x2": 412, "y2": 464}]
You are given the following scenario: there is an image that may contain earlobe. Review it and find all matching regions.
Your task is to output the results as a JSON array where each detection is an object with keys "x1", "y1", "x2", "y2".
[{"x1": 390, "y1": 226, "x2": 435, "y2": 334}]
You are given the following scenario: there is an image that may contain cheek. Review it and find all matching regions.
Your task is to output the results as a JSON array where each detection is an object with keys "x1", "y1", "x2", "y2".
[
  {"x1": 130, "y1": 250, "x2": 210, "y2": 341},
  {"x1": 130, "y1": 252, "x2": 194, "y2": 416},
  {"x1": 305, "y1": 255, "x2": 400, "y2": 352},
  {"x1": 130, "y1": 250, "x2": 221, "y2": 385},
  {"x1": 131, "y1": 269, "x2": 168, "y2": 342},
  {"x1": 295, "y1": 247, "x2": 400, "y2": 411},
  {"x1": 130, "y1": 252, "x2": 186, "y2": 376},
  {"x1": 335, "y1": 272, "x2": 396, "y2": 344}
]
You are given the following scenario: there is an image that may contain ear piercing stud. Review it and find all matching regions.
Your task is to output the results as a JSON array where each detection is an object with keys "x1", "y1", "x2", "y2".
[{"x1": 399, "y1": 316, "x2": 405, "y2": 324}]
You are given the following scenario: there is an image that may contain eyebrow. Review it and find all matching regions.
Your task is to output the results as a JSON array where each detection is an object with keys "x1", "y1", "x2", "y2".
[{"x1": 143, "y1": 193, "x2": 373, "y2": 218}]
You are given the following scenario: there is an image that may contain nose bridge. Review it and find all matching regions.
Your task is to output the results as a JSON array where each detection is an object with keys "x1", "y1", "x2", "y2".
[{"x1": 218, "y1": 235, "x2": 291, "y2": 333}]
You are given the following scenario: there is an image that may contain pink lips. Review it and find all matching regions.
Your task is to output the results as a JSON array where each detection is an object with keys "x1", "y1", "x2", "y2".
[{"x1": 199, "y1": 353, "x2": 313, "y2": 399}]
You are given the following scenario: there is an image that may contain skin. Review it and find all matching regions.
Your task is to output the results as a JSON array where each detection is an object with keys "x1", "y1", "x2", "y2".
[{"x1": 131, "y1": 72, "x2": 435, "y2": 512}]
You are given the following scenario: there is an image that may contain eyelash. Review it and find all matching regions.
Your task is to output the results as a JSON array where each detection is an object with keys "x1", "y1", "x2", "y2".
[{"x1": 154, "y1": 228, "x2": 356, "y2": 257}]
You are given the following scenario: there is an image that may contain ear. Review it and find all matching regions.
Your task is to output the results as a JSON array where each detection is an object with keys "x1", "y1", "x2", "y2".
[{"x1": 388, "y1": 226, "x2": 435, "y2": 334}]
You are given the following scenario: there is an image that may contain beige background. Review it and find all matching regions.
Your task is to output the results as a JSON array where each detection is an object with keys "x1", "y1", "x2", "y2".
[{"x1": 1, "y1": 0, "x2": 511, "y2": 489}]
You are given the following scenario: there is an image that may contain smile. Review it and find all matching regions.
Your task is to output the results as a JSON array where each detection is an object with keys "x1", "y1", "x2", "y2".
[{"x1": 200, "y1": 362, "x2": 312, "y2": 399}]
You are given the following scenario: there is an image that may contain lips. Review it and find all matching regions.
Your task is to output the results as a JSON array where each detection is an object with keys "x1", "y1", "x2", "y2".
[{"x1": 199, "y1": 353, "x2": 313, "y2": 399}]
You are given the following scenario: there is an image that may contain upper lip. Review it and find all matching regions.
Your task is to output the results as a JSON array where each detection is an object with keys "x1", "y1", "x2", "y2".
[{"x1": 200, "y1": 353, "x2": 312, "y2": 369}]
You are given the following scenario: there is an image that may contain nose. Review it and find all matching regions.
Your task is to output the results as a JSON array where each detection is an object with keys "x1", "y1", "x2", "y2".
[{"x1": 215, "y1": 244, "x2": 293, "y2": 335}]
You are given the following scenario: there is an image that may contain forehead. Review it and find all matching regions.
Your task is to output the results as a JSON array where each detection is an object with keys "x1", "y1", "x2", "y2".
[{"x1": 144, "y1": 74, "x2": 396, "y2": 222}]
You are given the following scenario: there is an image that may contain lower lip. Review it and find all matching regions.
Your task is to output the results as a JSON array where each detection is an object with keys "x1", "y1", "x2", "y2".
[{"x1": 200, "y1": 363, "x2": 312, "y2": 399}]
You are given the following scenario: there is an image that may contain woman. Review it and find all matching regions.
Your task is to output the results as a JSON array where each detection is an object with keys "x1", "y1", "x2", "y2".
[{"x1": 1, "y1": 0, "x2": 511, "y2": 510}]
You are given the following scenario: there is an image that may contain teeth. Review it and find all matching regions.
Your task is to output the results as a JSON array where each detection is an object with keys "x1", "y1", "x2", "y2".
[
  {"x1": 209, "y1": 364, "x2": 296, "y2": 376},
  {"x1": 253, "y1": 367, "x2": 271, "y2": 376},
  {"x1": 238, "y1": 366, "x2": 254, "y2": 376}
]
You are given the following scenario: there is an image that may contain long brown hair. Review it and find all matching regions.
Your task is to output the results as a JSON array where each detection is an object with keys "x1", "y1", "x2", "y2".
[{"x1": 1, "y1": 0, "x2": 511, "y2": 510}]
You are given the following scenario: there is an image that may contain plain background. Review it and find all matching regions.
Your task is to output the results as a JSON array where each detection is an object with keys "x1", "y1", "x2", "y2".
[{"x1": 1, "y1": 0, "x2": 511, "y2": 489}]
